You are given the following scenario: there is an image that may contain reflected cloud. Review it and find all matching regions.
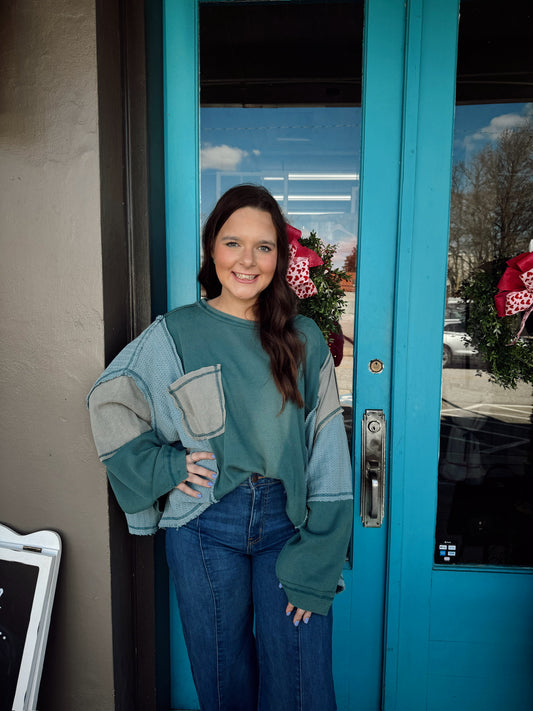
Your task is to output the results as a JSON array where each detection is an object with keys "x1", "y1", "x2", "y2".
[
  {"x1": 471, "y1": 112, "x2": 528, "y2": 139},
  {"x1": 201, "y1": 143, "x2": 248, "y2": 170},
  {"x1": 463, "y1": 107, "x2": 530, "y2": 155}
]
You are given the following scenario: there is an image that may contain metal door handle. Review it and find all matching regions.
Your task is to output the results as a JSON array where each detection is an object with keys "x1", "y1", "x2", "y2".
[
  {"x1": 361, "y1": 410, "x2": 386, "y2": 527},
  {"x1": 367, "y1": 461, "x2": 380, "y2": 519}
]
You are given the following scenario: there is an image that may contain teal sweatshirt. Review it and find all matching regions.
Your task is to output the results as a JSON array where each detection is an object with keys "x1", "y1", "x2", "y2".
[{"x1": 88, "y1": 301, "x2": 353, "y2": 615}]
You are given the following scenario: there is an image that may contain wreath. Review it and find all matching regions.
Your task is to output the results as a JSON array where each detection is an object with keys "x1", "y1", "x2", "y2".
[
  {"x1": 286, "y1": 229, "x2": 351, "y2": 366},
  {"x1": 459, "y1": 253, "x2": 533, "y2": 389}
]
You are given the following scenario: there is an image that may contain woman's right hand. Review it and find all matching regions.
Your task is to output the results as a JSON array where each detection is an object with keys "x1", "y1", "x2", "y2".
[{"x1": 176, "y1": 451, "x2": 217, "y2": 498}]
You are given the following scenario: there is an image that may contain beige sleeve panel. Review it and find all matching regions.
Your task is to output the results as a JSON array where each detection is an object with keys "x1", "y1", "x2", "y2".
[
  {"x1": 315, "y1": 354, "x2": 343, "y2": 438},
  {"x1": 88, "y1": 376, "x2": 152, "y2": 461}
]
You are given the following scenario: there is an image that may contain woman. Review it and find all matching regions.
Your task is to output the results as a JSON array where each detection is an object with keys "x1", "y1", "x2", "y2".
[{"x1": 88, "y1": 185, "x2": 353, "y2": 711}]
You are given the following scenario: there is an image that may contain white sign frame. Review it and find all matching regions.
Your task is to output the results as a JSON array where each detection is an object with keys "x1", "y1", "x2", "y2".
[{"x1": 0, "y1": 524, "x2": 61, "y2": 711}]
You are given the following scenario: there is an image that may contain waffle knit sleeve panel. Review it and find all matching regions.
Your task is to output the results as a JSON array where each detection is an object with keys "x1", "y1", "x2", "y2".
[
  {"x1": 275, "y1": 355, "x2": 354, "y2": 615},
  {"x1": 87, "y1": 316, "x2": 205, "y2": 532}
]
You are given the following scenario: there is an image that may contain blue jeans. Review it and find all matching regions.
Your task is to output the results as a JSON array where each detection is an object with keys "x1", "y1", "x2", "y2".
[{"x1": 165, "y1": 477, "x2": 336, "y2": 711}]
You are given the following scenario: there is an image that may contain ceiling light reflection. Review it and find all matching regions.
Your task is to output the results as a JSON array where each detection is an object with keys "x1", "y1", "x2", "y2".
[{"x1": 273, "y1": 195, "x2": 352, "y2": 201}]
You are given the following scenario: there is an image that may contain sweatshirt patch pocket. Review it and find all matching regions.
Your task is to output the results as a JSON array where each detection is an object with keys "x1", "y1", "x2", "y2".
[{"x1": 168, "y1": 365, "x2": 226, "y2": 440}]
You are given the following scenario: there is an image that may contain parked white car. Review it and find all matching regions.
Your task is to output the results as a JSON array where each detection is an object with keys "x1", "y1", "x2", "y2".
[{"x1": 443, "y1": 318, "x2": 477, "y2": 367}]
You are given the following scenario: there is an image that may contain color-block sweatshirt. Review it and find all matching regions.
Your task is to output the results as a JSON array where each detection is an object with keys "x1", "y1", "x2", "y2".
[{"x1": 87, "y1": 300, "x2": 353, "y2": 615}]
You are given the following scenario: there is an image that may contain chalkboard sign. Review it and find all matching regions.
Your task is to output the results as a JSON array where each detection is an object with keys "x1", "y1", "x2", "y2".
[{"x1": 0, "y1": 525, "x2": 61, "y2": 711}]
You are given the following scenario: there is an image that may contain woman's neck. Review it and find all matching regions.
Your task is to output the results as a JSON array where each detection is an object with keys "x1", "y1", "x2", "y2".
[{"x1": 207, "y1": 295, "x2": 258, "y2": 321}]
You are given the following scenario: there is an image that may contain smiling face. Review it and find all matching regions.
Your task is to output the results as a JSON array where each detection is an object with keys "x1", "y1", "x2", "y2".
[{"x1": 210, "y1": 206, "x2": 278, "y2": 319}]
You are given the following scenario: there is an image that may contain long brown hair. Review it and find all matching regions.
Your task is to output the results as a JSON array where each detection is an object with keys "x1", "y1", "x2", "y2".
[{"x1": 198, "y1": 184, "x2": 305, "y2": 409}]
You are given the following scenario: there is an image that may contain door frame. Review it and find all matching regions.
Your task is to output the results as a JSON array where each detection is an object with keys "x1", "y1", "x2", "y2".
[{"x1": 95, "y1": 0, "x2": 169, "y2": 708}]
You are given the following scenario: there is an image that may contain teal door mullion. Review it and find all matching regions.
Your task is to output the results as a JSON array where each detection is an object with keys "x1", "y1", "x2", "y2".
[
  {"x1": 384, "y1": 1, "x2": 460, "y2": 709},
  {"x1": 383, "y1": 0, "x2": 425, "y2": 704},
  {"x1": 342, "y1": 0, "x2": 406, "y2": 706},
  {"x1": 163, "y1": 0, "x2": 200, "y2": 310}
]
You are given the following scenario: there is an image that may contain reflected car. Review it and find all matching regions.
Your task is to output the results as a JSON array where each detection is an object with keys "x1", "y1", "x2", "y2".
[{"x1": 443, "y1": 319, "x2": 477, "y2": 368}]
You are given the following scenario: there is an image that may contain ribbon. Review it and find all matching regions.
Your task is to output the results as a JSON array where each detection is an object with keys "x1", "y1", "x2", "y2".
[
  {"x1": 494, "y1": 251, "x2": 533, "y2": 344},
  {"x1": 285, "y1": 224, "x2": 323, "y2": 298}
]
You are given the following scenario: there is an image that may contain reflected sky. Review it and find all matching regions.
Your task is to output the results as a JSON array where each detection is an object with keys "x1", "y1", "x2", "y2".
[
  {"x1": 200, "y1": 102, "x2": 532, "y2": 268},
  {"x1": 200, "y1": 106, "x2": 361, "y2": 268},
  {"x1": 453, "y1": 102, "x2": 532, "y2": 163}
]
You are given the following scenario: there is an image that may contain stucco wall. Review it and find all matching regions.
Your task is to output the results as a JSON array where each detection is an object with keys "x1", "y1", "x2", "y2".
[{"x1": 0, "y1": 1, "x2": 114, "y2": 709}]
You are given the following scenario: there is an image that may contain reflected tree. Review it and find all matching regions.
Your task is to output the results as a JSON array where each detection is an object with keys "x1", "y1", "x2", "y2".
[
  {"x1": 448, "y1": 121, "x2": 533, "y2": 294},
  {"x1": 343, "y1": 246, "x2": 357, "y2": 273}
]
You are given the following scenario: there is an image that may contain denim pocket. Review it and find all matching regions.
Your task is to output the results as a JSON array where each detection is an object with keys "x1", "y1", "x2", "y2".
[{"x1": 168, "y1": 364, "x2": 226, "y2": 440}]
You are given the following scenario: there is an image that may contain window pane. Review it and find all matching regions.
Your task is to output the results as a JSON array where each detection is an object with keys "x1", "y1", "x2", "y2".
[
  {"x1": 199, "y1": 2, "x2": 363, "y2": 448},
  {"x1": 435, "y1": 1, "x2": 533, "y2": 566}
]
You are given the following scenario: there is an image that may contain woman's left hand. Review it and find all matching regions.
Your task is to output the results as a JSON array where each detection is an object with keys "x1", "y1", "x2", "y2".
[{"x1": 286, "y1": 603, "x2": 312, "y2": 626}]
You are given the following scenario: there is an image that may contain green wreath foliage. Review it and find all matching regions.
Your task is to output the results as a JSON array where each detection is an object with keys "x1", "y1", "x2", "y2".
[
  {"x1": 296, "y1": 231, "x2": 351, "y2": 343},
  {"x1": 459, "y1": 258, "x2": 533, "y2": 389}
]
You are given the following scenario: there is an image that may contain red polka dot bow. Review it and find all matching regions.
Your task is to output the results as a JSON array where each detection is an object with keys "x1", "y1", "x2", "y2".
[
  {"x1": 285, "y1": 224, "x2": 323, "y2": 299},
  {"x1": 494, "y1": 251, "x2": 533, "y2": 343}
]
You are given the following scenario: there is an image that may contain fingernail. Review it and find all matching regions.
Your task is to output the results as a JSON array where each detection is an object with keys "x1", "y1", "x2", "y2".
[
  {"x1": 278, "y1": 582, "x2": 283, "y2": 589},
  {"x1": 286, "y1": 611, "x2": 291, "y2": 617},
  {"x1": 196, "y1": 493, "x2": 202, "y2": 498},
  {"x1": 303, "y1": 618, "x2": 309, "y2": 625},
  {"x1": 294, "y1": 620, "x2": 300, "y2": 627},
  {"x1": 210, "y1": 454, "x2": 216, "y2": 459},
  {"x1": 211, "y1": 473, "x2": 217, "y2": 479}
]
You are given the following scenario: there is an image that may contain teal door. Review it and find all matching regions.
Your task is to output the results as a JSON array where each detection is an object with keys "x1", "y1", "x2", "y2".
[{"x1": 161, "y1": 1, "x2": 533, "y2": 709}]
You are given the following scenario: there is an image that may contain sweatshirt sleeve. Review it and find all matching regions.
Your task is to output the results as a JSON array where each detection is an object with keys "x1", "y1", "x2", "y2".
[
  {"x1": 88, "y1": 373, "x2": 188, "y2": 515},
  {"x1": 275, "y1": 354, "x2": 353, "y2": 615}
]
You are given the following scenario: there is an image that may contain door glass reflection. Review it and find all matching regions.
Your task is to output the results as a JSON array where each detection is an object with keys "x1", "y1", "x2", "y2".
[
  {"x1": 435, "y1": 0, "x2": 533, "y2": 567},
  {"x1": 435, "y1": 101, "x2": 533, "y2": 566},
  {"x1": 199, "y1": 1, "x2": 363, "y2": 446},
  {"x1": 200, "y1": 107, "x2": 360, "y2": 434}
]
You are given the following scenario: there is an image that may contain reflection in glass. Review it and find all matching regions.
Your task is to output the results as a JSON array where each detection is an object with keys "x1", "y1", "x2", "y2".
[
  {"x1": 435, "y1": 103, "x2": 533, "y2": 566},
  {"x1": 199, "y1": 1, "x2": 362, "y2": 447},
  {"x1": 200, "y1": 105, "x2": 360, "y2": 439}
]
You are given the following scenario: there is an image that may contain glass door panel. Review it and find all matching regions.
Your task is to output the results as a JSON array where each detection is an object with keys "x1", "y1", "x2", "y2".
[
  {"x1": 200, "y1": 106, "x2": 360, "y2": 425},
  {"x1": 199, "y1": 0, "x2": 364, "y2": 444},
  {"x1": 435, "y1": 1, "x2": 533, "y2": 566}
]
